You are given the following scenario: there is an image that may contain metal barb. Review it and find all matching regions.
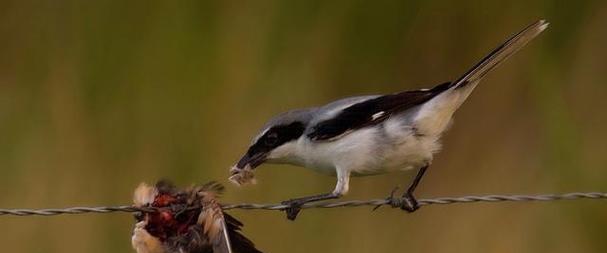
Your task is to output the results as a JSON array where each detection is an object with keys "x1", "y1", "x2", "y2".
[{"x1": 1, "y1": 192, "x2": 605, "y2": 216}]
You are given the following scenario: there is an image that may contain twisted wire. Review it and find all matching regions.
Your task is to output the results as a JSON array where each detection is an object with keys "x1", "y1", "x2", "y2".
[{"x1": 1, "y1": 192, "x2": 605, "y2": 216}]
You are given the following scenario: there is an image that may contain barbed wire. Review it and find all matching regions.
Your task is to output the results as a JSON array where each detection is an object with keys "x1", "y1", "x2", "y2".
[{"x1": 1, "y1": 192, "x2": 605, "y2": 217}]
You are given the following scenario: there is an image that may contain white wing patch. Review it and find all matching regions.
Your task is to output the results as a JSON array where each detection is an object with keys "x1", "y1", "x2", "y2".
[{"x1": 371, "y1": 111, "x2": 385, "y2": 121}]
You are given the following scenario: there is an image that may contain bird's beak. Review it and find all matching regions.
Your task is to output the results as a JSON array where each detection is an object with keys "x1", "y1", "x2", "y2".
[{"x1": 232, "y1": 152, "x2": 266, "y2": 172}]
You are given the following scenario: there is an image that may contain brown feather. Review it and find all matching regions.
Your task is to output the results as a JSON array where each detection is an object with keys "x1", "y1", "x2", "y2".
[{"x1": 131, "y1": 181, "x2": 262, "y2": 253}]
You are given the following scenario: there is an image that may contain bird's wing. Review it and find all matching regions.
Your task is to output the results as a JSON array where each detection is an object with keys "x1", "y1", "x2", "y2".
[
  {"x1": 307, "y1": 20, "x2": 549, "y2": 142},
  {"x1": 307, "y1": 82, "x2": 451, "y2": 141}
]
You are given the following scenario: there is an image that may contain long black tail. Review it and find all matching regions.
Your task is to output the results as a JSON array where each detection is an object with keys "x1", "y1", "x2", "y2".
[{"x1": 451, "y1": 20, "x2": 549, "y2": 89}]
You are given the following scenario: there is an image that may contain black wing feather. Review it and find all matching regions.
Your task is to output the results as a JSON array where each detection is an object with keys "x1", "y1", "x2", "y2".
[
  {"x1": 306, "y1": 20, "x2": 548, "y2": 142},
  {"x1": 224, "y1": 213, "x2": 263, "y2": 253},
  {"x1": 307, "y1": 82, "x2": 451, "y2": 141}
]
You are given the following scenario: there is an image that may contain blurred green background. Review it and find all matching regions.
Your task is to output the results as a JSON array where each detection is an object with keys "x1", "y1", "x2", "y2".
[{"x1": 1, "y1": 0, "x2": 606, "y2": 252}]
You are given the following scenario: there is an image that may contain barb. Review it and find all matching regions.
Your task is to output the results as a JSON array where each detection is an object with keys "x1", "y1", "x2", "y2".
[{"x1": 1, "y1": 192, "x2": 605, "y2": 217}]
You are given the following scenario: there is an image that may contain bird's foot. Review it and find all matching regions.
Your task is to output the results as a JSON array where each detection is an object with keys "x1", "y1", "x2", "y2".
[
  {"x1": 281, "y1": 199, "x2": 305, "y2": 221},
  {"x1": 379, "y1": 187, "x2": 420, "y2": 212},
  {"x1": 400, "y1": 191, "x2": 420, "y2": 213}
]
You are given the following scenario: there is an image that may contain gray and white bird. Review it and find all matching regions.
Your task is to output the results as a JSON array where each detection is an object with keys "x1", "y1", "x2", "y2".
[{"x1": 230, "y1": 20, "x2": 548, "y2": 220}]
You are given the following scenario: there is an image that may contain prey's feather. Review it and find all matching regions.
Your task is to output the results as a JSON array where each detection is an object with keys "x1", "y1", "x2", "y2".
[{"x1": 131, "y1": 181, "x2": 262, "y2": 253}]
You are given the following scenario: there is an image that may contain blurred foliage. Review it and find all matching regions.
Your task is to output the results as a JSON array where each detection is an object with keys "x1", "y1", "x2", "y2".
[{"x1": 1, "y1": 0, "x2": 606, "y2": 252}]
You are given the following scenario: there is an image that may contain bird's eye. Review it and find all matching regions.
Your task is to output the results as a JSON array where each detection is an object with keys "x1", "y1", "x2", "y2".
[{"x1": 265, "y1": 133, "x2": 278, "y2": 146}]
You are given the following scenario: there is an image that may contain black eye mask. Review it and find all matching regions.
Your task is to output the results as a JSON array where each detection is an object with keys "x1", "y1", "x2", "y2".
[{"x1": 251, "y1": 121, "x2": 306, "y2": 154}]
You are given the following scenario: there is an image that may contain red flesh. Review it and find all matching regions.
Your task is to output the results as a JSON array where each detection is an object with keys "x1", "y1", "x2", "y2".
[{"x1": 144, "y1": 192, "x2": 201, "y2": 241}]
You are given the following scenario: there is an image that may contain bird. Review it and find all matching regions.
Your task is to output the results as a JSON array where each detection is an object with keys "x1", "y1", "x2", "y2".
[
  {"x1": 230, "y1": 20, "x2": 549, "y2": 220},
  {"x1": 131, "y1": 181, "x2": 263, "y2": 253}
]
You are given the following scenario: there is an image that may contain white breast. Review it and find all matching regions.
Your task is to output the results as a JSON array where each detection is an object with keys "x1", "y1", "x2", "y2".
[{"x1": 291, "y1": 116, "x2": 440, "y2": 177}]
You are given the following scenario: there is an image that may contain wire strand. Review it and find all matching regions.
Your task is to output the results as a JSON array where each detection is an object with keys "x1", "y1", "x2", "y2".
[{"x1": 1, "y1": 192, "x2": 605, "y2": 216}]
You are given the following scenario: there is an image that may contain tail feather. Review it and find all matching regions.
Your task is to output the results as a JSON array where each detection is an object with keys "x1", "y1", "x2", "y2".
[
  {"x1": 413, "y1": 20, "x2": 548, "y2": 136},
  {"x1": 451, "y1": 19, "x2": 549, "y2": 89}
]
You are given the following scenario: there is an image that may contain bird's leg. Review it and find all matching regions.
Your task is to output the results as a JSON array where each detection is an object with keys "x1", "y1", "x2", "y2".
[
  {"x1": 282, "y1": 169, "x2": 350, "y2": 220},
  {"x1": 399, "y1": 165, "x2": 428, "y2": 212}
]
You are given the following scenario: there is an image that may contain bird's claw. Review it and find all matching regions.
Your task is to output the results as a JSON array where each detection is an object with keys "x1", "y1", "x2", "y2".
[
  {"x1": 376, "y1": 187, "x2": 420, "y2": 212},
  {"x1": 281, "y1": 199, "x2": 305, "y2": 221},
  {"x1": 400, "y1": 191, "x2": 420, "y2": 212}
]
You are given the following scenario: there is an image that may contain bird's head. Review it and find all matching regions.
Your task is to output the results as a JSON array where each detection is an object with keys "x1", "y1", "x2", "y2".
[{"x1": 230, "y1": 108, "x2": 313, "y2": 185}]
